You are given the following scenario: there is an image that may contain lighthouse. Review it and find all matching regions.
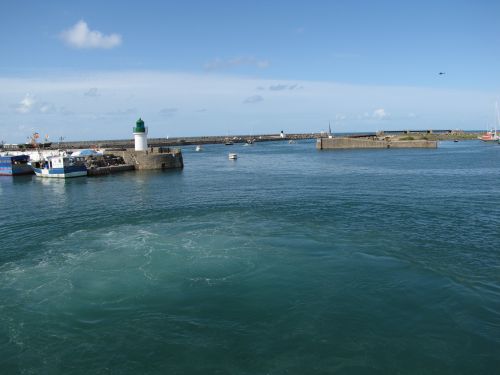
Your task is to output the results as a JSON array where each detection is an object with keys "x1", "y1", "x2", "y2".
[{"x1": 133, "y1": 118, "x2": 148, "y2": 151}]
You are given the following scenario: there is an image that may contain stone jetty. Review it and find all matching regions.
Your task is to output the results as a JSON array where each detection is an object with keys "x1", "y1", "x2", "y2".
[
  {"x1": 317, "y1": 137, "x2": 438, "y2": 150},
  {"x1": 51, "y1": 133, "x2": 320, "y2": 150},
  {"x1": 111, "y1": 147, "x2": 183, "y2": 170}
]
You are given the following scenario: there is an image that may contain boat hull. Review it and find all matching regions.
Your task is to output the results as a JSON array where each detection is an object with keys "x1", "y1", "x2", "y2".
[
  {"x1": 0, "y1": 165, "x2": 33, "y2": 176},
  {"x1": 0, "y1": 156, "x2": 34, "y2": 176},
  {"x1": 32, "y1": 166, "x2": 87, "y2": 178}
]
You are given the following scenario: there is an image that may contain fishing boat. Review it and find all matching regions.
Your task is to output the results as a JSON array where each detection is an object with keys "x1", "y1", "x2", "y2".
[
  {"x1": 19, "y1": 132, "x2": 52, "y2": 149},
  {"x1": 478, "y1": 130, "x2": 499, "y2": 142},
  {"x1": 0, "y1": 155, "x2": 33, "y2": 176},
  {"x1": 479, "y1": 102, "x2": 500, "y2": 141},
  {"x1": 228, "y1": 153, "x2": 237, "y2": 160},
  {"x1": 30, "y1": 155, "x2": 87, "y2": 178}
]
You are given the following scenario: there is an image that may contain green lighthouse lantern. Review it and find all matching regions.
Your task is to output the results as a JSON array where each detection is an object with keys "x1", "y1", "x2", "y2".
[{"x1": 133, "y1": 118, "x2": 146, "y2": 133}]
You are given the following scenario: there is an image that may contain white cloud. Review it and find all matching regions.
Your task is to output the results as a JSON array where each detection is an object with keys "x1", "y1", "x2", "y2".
[
  {"x1": 373, "y1": 108, "x2": 389, "y2": 119},
  {"x1": 268, "y1": 84, "x2": 302, "y2": 91},
  {"x1": 243, "y1": 95, "x2": 264, "y2": 104},
  {"x1": 204, "y1": 57, "x2": 269, "y2": 71},
  {"x1": 14, "y1": 93, "x2": 56, "y2": 114},
  {"x1": 16, "y1": 93, "x2": 36, "y2": 113},
  {"x1": 84, "y1": 88, "x2": 100, "y2": 97},
  {"x1": 60, "y1": 20, "x2": 122, "y2": 49},
  {"x1": 39, "y1": 102, "x2": 55, "y2": 113},
  {"x1": 159, "y1": 107, "x2": 178, "y2": 116}
]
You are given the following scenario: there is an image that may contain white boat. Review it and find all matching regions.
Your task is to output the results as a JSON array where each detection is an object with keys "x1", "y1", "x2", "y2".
[
  {"x1": 195, "y1": 145, "x2": 202, "y2": 152},
  {"x1": 228, "y1": 153, "x2": 237, "y2": 160},
  {"x1": 30, "y1": 155, "x2": 87, "y2": 178}
]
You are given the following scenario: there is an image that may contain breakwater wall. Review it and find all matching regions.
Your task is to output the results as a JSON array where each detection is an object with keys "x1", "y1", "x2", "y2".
[
  {"x1": 110, "y1": 148, "x2": 184, "y2": 170},
  {"x1": 317, "y1": 137, "x2": 438, "y2": 150},
  {"x1": 52, "y1": 133, "x2": 320, "y2": 149}
]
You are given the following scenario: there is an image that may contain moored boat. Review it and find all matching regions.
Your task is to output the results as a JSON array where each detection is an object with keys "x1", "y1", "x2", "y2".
[
  {"x1": 479, "y1": 102, "x2": 500, "y2": 141},
  {"x1": 30, "y1": 155, "x2": 87, "y2": 178},
  {"x1": 478, "y1": 130, "x2": 499, "y2": 142},
  {"x1": 228, "y1": 153, "x2": 237, "y2": 160},
  {"x1": 0, "y1": 155, "x2": 33, "y2": 176}
]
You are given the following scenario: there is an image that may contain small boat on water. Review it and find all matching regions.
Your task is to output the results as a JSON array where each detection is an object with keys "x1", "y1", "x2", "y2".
[
  {"x1": 30, "y1": 155, "x2": 87, "y2": 178},
  {"x1": 228, "y1": 153, "x2": 237, "y2": 160},
  {"x1": 0, "y1": 155, "x2": 33, "y2": 176},
  {"x1": 195, "y1": 145, "x2": 202, "y2": 152}
]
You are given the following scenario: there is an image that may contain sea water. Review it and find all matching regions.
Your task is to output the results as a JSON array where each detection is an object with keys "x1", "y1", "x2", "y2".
[{"x1": 1, "y1": 140, "x2": 499, "y2": 374}]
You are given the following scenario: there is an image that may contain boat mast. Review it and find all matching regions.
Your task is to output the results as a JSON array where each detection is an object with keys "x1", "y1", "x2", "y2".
[{"x1": 495, "y1": 101, "x2": 500, "y2": 135}]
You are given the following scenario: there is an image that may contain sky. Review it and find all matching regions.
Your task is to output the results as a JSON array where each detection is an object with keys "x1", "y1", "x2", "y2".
[{"x1": 1, "y1": 0, "x2": 499, "y2": 142}]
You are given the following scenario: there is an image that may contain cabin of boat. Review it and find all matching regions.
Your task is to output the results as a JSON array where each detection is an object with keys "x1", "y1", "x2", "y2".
[
  {"x1": 30, "y1": 155, "x2": 87, "y2": 178},
  {"x1": 0, "y1": 155, "x2": 33, "y2": 176}
]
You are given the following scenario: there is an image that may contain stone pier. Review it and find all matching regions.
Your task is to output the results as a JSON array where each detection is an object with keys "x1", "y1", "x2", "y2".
[
  {"x1": 110, "y1": 148, "x2": 184, "y2": 170},
  {"x1": 316, "y1": 137, "x2": 438, "y2": 150}
]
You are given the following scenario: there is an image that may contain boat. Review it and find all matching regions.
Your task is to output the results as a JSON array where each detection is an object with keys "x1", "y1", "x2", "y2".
[
  {"x1": 19, "y1": 132, "x2": 52, "y2": 149},
  {"x1": 30, "y1": 155, "x2": 87, "y2": 178},
  {"x1": 195, "y1": 145, "x2": 202, "y2": 152},
  {"x1": 479, "y1": 102, "x2": 500, "y2": 141},
  {"x1": 478, "y1": 130, "x2": 499, "y2": 142},
  {"x1": 19, "y1": 142, "x2": 52, "y2": 149},
  {"x1": 228, "y1": 153, "x2": 237, "y2": 160},
  {"x1": 0, "y1": 155, "x2": 33, "y2": 176}
]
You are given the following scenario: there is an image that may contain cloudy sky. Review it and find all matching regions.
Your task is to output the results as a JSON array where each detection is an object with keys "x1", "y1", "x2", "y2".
[{"x1": 1, "y1": 0, "x2": 499, "y2": 141}]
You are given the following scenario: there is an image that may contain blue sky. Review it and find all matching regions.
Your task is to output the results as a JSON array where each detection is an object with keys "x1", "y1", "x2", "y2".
[{"x1": 1, "y1": 0, "x2": 499, "y2": 141}]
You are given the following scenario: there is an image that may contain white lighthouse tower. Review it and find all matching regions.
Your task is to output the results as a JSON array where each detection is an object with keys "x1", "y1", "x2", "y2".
[{"x1": 133, "y1": 118, "x2": 148, "y2": 151}]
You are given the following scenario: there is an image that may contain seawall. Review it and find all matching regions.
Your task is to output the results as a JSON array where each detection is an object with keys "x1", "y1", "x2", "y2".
[
  {"x1": 53, "y1": 133, "x2": 320, "y2": 149},
  {"x1": 111, "y1": 148, "x2": 184, "y2": 170},
  {"x1": 316, "y1": 137, "x2": 438, "y2": 150}
]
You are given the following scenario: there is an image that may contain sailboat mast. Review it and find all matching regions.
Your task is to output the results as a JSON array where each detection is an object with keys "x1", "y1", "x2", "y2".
[{"x1": 495, "y1": 101, "x2": 500, "y2": 134}]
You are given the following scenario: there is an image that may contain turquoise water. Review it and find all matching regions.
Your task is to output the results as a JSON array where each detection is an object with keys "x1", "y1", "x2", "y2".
[{"x1": 1, "y1": 140, "x2": 500, "y2": 374}]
